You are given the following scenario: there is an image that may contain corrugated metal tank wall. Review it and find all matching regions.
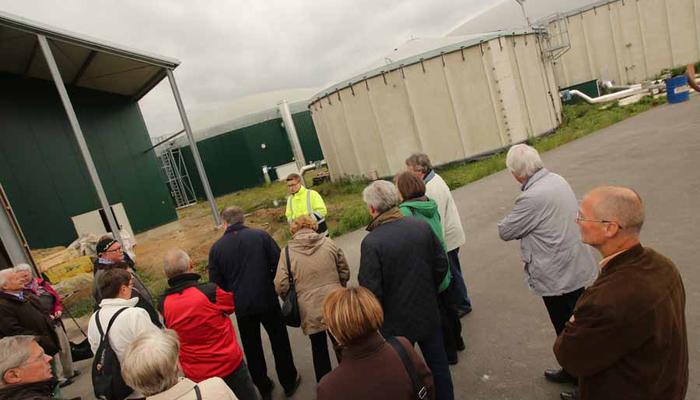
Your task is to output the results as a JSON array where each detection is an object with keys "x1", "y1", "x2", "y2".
[
  {"x1": 0, "y1": 73, "x2": 177, "y2": 248},
  {"x1": 549, "y1": 0, "x2": 700, "y2": 87},
  {"x1": 180, "y1": 110, "x2": 324, "y2": 198},
  {"x1": 309, "y1": 32, "x2": 561, "y2": 179}
]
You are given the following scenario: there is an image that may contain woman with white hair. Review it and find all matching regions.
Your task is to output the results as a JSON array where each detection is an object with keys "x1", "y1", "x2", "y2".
[
  {"x1": 122, "y1": 329, "x2": 240, "y2": 399},
  {"x1": 14, "y1": 264, "x2": 79, "y2": 387},
  {"x1": 498, "y1": 143, "x2": 597, "y2": 385}
]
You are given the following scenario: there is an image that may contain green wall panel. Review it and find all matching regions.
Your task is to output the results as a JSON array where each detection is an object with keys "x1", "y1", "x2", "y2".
[
  {"x1": 0, "y1": 73, "x2": 177, "y2": 249},
  {"x1": 293, "y1": 111, "x2": 324, "y2": 162},
  {"x1": 179, "y1": 110, "x2": 325, "y2": 200}
]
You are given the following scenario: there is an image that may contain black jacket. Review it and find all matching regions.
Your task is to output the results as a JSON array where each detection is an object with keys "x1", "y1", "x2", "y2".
[
  {"x1": 208, "y1": 223, "x2": 281, "y2": 316},
  {"x1": 0, "y1": 379, "x2": 59, "y2": 400},
  {"x1": 358, "y1": 208, "x2": 448, "y2": 342},
  {"x1": 0, "y1": 292, "x2": 60, "y2": 356}
]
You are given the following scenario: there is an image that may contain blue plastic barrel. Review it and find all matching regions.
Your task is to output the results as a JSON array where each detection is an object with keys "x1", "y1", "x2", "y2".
[{"x1": 665, "y1": 75, "x2": 689, "y2": 104}]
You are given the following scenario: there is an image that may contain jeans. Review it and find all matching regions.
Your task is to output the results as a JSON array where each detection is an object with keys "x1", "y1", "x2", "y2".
[
  {"x1": 222, "y1": 361, "x2": 260, "y2": 400},
  {"x1": 447, "y1": 249, "x2": 472, "y2": 313},
  {"x1": 417, "y1": 327, "x2": 454, "y2": 400},
  {"x1": 236, "y1": 306, "x2": 298, "y2": 394},
  {"x1": 309, "y1": 330, "x2": 339, "y2": 382}
]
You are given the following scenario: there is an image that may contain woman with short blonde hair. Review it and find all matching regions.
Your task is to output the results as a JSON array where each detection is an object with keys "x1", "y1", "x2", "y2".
[
  {"x1": 274, "y1": 215, "x2": 349, "y2": 383},
  {"x1": 317, "y1": 287, "x2": 435, "y2": 400},
  {"x1": 122, "y1": 330, "x2": 238, "y2": 399}
]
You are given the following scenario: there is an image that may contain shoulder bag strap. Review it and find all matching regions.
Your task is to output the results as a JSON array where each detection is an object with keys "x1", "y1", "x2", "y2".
[
  {"x1": 285, "y1": 246, "x2": 294, "y2": 286},
  {"x1": 387, "y1": 336, "x2": 428, "y2": 399},
  {"x1": 96, "y1": 307, "x2": 129, "y2": 341},
  {"x1": 193, "y1": 384, "x2": 202, "y2": 400}
]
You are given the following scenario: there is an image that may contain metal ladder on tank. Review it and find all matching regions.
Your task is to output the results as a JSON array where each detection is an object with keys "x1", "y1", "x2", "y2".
[
  {"x1": 539, "y1": 12, "x2": 571, "y2": 61},
  {"x1": 159, "y1": 145, "x2": 197, "y2": 209}
]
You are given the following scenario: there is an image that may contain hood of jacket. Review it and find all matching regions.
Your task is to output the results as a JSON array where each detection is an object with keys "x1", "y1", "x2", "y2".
[
  {"x1": 163, "y1": 273, "x2": 201, "y2": 296},
  {"x1": 288, "y1": 228, "x2": 325, "y2": 255},
  {"x1": 366, "y1": 207, "x2": 404, "y2": 232},
  {"x1": 399, "y1": 197, "x2": 439, "y2": 220}
]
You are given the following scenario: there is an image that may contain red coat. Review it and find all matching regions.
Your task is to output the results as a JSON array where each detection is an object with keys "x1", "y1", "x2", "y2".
[{"x1": 160, "y1": 273, "x2": 243, "y2": 382}]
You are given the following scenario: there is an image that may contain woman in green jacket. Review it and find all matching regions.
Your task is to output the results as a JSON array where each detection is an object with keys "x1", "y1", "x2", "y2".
[{"x1": 395, "y1": 171, "x2": 465, "y2": 365}]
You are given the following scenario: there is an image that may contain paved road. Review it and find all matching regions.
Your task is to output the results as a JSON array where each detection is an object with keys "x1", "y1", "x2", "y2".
[{"x1": 65, "y1": 96, "x2": 700, "y2": 399}]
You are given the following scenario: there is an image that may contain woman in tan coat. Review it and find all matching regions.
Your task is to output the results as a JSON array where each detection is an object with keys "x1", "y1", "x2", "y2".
[{"x1": 274, "y1": 215, "x2": 350, "y2": 382}]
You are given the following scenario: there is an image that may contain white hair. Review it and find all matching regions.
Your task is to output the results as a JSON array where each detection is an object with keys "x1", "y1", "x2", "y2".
[
  {"x1": 0, "y1": 269, "x2": 15, "y2": 289},
  {"x1": 362, "y1": 180, "x2": 400, "y2": 214},
  {"x1": 13, "y1": 264, "x2": 32, "y2": 273},
  {"x1": 163, "y1": 249, "x2": 191, "y2": 279},
  {"x1": 506, "y1": 144, "x2": 544, "y2": 178},
  {"x1": 0, "y1": 335, "x2": 36, "y2": 388},
  {"x1": 122, "y1": 330, "x2": 180, "y2": 396}
]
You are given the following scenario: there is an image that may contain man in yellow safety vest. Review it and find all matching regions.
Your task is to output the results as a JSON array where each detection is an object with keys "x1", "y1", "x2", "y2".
[{"x1": 284, "y1": 173, "x2": 328, "y2": 236}]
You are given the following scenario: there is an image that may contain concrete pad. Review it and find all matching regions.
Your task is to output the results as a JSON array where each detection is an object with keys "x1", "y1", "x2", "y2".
[{"x1": 64, "y1": 97, "x2": 700, "y2": 399}]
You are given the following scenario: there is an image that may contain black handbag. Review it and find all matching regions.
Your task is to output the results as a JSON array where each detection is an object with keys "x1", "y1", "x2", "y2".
[
  {"x1": 280, "y1": 246, "x2": 301, "y2": 327},
  {"x1": 59, "y1": 315, "x2": 94, "y2": 362}
]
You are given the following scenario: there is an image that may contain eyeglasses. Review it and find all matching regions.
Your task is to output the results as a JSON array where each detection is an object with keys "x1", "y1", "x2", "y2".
[
  {"x1": 104, "y1": 246, "x2": 123, "y2": 253},
  {"x1": 576, "y1": 211, "x2": 624, "y2": 229}
]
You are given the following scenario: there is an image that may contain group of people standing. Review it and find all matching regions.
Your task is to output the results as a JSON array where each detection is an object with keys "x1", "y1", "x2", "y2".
[{"x1": 0, "y1": 145, "x2": 689, "y2": 400}]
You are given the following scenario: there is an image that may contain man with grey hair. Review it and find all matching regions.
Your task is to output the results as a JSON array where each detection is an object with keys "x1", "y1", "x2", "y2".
[
  {"x1": 0, "y1": 335, "x2": 57, "y2": 398},
  {"x1": 159, "y1": 249, "x2": 258, "y2": 399},
  {"x1": 209, "y1": 207, "x2": 299, "y2": 398},
  {"x1": 498, "y1": 144, "x2": 597, "y2": 385},
  {"x1": 359, "y1": 180, "x2": 454, "y2": 400},
  {"x1": 554, "y1": 186, "x2": 688, "y2": 400},
  {"x1": 406, "y1": 152, "x2": 472, "y2": 316}
]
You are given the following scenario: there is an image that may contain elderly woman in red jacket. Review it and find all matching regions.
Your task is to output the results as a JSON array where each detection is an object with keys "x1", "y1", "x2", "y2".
[{"x1": 14, "y1": 264, "x2": 78, "y2": 386}]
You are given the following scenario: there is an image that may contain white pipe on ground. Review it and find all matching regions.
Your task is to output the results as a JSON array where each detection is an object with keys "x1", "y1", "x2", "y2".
[{"x1": 566, "y1": 86, "x2": 647, "y2": 104}]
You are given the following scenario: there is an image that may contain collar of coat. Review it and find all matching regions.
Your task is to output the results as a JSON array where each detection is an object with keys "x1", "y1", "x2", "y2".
[
  {"x1": 0, "y1": 378, "x2": 57, "y2": 399},
  {"x1": 224, "y1": 223, "x2": 247, "y2": 235},
  {"x1": 599, "y1": 243, "x2": 644, "y2": 274},
  {"x1": 341, "y1": 331, "x2": 386, "y2": 360},
  {"x1": 366, "y1": 206, "x2": 404, "y2": 231},
  {"x1": 164, "y1": 273, "x2": 202, "y2": 295},
  {"x1": 0, "y1": 290, "x2": 26, "y2": 302},
  {"x1": 424, "y1": 169, "x2": 436, "y2": 184},
  {"x1": 521, "y1": 168, "x2": 549, "y2": 191}
]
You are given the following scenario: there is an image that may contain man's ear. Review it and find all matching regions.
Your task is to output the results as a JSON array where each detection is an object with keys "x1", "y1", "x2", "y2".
[
  {"x1": 188, "y1": 260, "x2": 194, "y2": 272},
  {"x1": 3, "y1": 368, "x2": 22, "y2": 384}
]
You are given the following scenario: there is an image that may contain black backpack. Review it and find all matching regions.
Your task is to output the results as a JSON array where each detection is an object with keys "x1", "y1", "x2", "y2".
[{"x1": 92, "y1": 307, "x2": 133, "y2": 400}]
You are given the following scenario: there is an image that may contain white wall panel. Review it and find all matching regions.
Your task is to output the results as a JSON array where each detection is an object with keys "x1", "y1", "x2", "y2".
[{"x1": 551, "y1": 0, "x2": 700, "y2": 87}]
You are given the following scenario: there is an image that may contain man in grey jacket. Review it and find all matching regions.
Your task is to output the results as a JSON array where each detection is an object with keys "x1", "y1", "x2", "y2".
[{"x1": 498, "y1": 144, "x2": 597, "y2": 386}]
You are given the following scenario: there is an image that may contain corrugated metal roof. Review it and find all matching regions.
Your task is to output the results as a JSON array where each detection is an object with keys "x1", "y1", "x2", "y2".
[
  {"x1": 311, "y1": 28, "x2": 542, "y2": 103},
  {"x1": 0, "y1": 10, "x2": 179, "y2": 99}
]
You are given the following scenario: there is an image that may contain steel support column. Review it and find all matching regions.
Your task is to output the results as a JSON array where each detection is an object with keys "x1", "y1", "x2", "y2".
[
  {"x1": 37, "y1": 35, "x2": 124, "y2": 245},
  {"x1": 166, "y1": 69, "x2": 221, "y2": 227}
]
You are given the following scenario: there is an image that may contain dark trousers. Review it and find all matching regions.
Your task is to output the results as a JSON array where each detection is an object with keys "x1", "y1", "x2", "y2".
[
  {"x1": 542, "y1": 287, "x2": 585, "y2": 335},
  {"x1": 439, "y1": 289, "x2": 464, "y2": 363},
  {"x1": 447, "y1": 249, "x2": 472, "y2": 312},
  {"x1": 309, "y1": 330, "x2": 339, "y2": 383},
  {"x1": 236, "y1": 306, "x2": 298, "y2": 394},
  {"x1": 221, "y1": 361, "x2": 260, "y2": 400},
  {"x1": 417, "y1": 327, "x2": 455, "y2": 400}
]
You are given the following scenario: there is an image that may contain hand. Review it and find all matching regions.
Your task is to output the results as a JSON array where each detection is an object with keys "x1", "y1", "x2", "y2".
[
  {"x1": 55, "y1": 310, "x2": 62, "y2": 319},
  {"x1": 568, "y1": 315, "x2": 576, "y2": 323}
]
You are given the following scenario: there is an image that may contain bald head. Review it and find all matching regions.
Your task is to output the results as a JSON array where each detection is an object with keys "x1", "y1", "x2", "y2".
[
  {"x1": 163, "y1": 249, "x2": 192, "y2": 279},
  {"x1": 585, "y1": 186, "x2": 645, "y2": 235}
]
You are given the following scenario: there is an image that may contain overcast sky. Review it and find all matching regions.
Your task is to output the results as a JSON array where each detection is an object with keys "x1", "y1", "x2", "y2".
[{"x1": 0, "y1": 0, "x2": 593, "y2": 138}]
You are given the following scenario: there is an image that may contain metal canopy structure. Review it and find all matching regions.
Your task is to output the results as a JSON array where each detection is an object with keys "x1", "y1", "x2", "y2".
[{"x1": 0, "y1": 11, "x2": 221, "y2": 253}]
